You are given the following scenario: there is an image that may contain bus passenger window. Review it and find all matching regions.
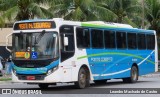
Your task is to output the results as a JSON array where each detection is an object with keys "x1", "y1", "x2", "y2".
[
  {"x1": 76, "y1": 28, "x2": 90, "y2": 48},
  {"x1": 104, "y1": 31, "x2": 115, "y2": 48},
  {"x1": 147, "y1": 34, "x2": 155, "y2": 50},
  {"x1": 127, "y1": 33, "x2": 137, "y2": 49},
  {"x1": 138, "y1": 34, "x2": 146, "y2": 49},
  {"x1": 116, "y1": 32, "x2": 126, "y2": 49},
  {"x1": 91, "y1": 29, "x2": 104, "y2": 48}
]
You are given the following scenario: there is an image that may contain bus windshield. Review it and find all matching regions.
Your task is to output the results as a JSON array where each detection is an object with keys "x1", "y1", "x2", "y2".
[{"x1": 12, "y1": 32, "x2": 58, "y2": 60}]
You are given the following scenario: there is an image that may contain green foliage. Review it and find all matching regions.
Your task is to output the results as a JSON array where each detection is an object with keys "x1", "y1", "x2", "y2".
[
  {"x1": 48, "y1": 0, "x2": 117, "y2": 21},
  {"x1": 0, "y1": 0, "x2": 159, "y2": 34},
  {"x1": 0, "y1": 0, "x2": 52, "y2": 21},
  {"x1": 100, "y1": 0, "x2": 141, "y2": 27},
  {"x1": 145, "y1": 0, "x2": 160, "y2": 34},
  {"x1": 0, "y1": 17, "x2": 5, "y2": 28}
]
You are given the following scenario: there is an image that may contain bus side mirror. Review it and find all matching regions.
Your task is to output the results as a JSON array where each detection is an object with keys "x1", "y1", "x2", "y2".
[{"x1": 64, "y1": 37, "x2": 68, "y2": 46}]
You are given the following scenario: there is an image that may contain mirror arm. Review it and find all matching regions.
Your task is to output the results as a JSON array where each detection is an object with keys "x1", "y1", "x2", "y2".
[{"x1": 6, "y1": 33, "x2": 12, "y2": 52}]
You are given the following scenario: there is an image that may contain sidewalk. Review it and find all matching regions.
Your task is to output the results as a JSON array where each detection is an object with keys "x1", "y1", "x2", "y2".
[
  {"x1": 140, "y1": 72, "x2": 160, "y2": 78},
  {"x1": 0, "y1": 72, "x2": 12, "y2": 84}
]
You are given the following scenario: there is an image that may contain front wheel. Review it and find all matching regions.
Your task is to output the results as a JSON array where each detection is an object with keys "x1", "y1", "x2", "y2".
[
  {"x1": 75, "y1": 68, "x2": 89, "y2": 89},
  {"x1": 123, "y1": 66, "x2": 138, "y2": 83}
]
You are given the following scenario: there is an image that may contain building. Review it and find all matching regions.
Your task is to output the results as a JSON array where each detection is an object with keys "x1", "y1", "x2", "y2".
[{"x1": 0, "y1": 28, "x2": 12, "y2": 59}]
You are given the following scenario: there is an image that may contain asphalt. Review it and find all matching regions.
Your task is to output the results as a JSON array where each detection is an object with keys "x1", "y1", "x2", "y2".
[{"x1": 0, "y1": 72, "x2": 160, "y2": 84}]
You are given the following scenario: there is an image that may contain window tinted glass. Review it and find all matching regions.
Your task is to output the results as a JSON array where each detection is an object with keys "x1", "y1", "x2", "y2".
[
  {"x1": 91, "y1": 29, "x2": 104, "y2": 48},
  {"x1": 104, "y1": 31, "x2": 115, "y2": 48},
  {"x1": 116, "y1": 32, "x2": 126, "y2": 49},
  {"x1": 138, "y1": 34, "x2": 146, "y2": 49},
  {"x1": 127, "y1": 33, "x2": 137, "y2": 49},
  {"x1": 76, "y1": 28, "x2": 90, "y2": 48},
  {"x1": 147, "y1": 34, "x2": 155, "y2": 49}
]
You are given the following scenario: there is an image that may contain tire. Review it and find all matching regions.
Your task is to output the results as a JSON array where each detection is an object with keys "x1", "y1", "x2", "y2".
[
  {"x1": 38, "y1": 83, "x2": 49, "y2": 89},
  {"x1": 94, "y1": 80, "x2": 107, "y2": 84},
  {"x1": 123, "y1": 66, "x2": 138, "y2": 83},
  {"x1": 75, "y1": 68, "x2": 89, "y2": 89}
]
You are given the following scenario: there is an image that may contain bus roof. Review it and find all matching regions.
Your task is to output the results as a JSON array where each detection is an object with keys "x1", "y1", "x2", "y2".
[{"x1": 14, "y1": 18, "x2": 155, "y2": 34}]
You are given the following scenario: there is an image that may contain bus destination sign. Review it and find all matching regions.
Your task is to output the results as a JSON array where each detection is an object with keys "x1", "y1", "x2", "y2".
[{"x1": 14, "y1": 21, "x2": 56, "y2": 30}]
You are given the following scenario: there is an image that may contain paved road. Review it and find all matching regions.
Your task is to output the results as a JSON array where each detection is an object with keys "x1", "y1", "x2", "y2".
[{"x1": 0, "y1": 74, "x2": 160, "y2": 97}]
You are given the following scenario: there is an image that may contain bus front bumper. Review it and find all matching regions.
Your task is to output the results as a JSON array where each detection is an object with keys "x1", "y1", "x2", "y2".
[{"x1": 11, "y1": 70, "x2": 61, "y2": 83}]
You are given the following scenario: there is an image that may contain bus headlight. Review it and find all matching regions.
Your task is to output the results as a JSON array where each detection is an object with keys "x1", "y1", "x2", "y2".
[
  {"x1": 47, "y1": 69, "x2": 52, "y2": 75},
  {"x1": 47, "y1": 66, "x2": 58, "y2": 76}
]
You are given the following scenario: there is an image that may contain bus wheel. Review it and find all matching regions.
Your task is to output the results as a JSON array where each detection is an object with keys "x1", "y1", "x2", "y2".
[
  {"x1": 38, "y1": 83, "x2": 49, "y2": 89},
  {"x1": 94, "y1": 80, "x2": 107, "y2": 84},
  {"x1": 123, "y1": 66, "x2": 138, "y2": 83},
  {"x1": 75, "y1": 68, "x2": 88, "y2": 89}
]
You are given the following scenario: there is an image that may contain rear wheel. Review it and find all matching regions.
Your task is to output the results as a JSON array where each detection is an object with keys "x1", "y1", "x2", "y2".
[
  {"x1": 123, "y1": 66, "x2": 138, "y2": 83},
  {"x1": 38, "y1": 83, "x2": 49, "y2": 89},
  {"x1": 75, "y1": 68, "x2": 89, "y2": 89}
]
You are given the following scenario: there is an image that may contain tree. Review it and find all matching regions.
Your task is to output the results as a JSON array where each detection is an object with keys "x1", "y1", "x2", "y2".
[
  {"x1": 48, "y1": 0, "x2": 117, "y2": 21},
  {"x1": 0, "y1": 0, "x2": 5, "y2": 28},
  {"x1": 144, "y1": 0, "x2": 160, "y2": 35},
  {"x1": 100, "y1": 0, "x2": 142, "y2": 27},
  {"x1": 0, "y1": 17, "x2": 5, "y2": 28},
  {"x1": 0, "y1": 0, "x2": 53, "y2": 21}
]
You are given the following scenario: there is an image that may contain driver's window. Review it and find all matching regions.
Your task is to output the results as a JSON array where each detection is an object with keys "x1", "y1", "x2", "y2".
[{"x1": 60, "y1": 25, "x2": 75, "y2": 62}]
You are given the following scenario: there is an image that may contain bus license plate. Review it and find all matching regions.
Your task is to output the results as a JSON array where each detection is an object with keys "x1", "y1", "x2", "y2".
[{"x1": 27, "y1": 76, "x2": 35, "y2": 80}]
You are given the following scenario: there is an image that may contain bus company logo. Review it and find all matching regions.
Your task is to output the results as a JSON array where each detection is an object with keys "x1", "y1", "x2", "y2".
[
  {"x1": 1, "y1": 89, "x2": 42, "y2": 94},
  {"x1": 2, "y1": 89, "x2": 11, "y2": 94},
  {"x1": 91, "y1": 57, "x2": 113, "y2": 62},
  {"x1": 24, "y1": 52, "x2": 30, "y2": 59}
]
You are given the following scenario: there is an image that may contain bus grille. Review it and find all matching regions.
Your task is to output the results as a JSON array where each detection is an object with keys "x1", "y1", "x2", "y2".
[
  {"x1": 17, "y1": 74, "x2": 45, "y2": 80},
  {"x1": 12, "y1": 59, "x2": 53, "y2": 68}
]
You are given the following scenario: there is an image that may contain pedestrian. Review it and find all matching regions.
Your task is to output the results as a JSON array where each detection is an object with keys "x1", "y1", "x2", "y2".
[
  {"x1": 0, "y1": 56, "x2": 3, "y2": 76},
  {"x1": 5, "y1": 56, "x2": 12, "y2": 75}
]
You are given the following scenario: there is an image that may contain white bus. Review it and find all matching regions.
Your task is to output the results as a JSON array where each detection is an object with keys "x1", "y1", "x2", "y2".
[{"x1": 6, "y1": 18, "x2": 158, "y2": 89}]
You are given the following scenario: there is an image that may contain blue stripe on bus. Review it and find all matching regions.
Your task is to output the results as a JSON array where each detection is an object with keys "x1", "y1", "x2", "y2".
[
  {"x1": 12, "y1": 59, "x2": 59, "y2": 74},
  {"x1": 84, "y1": 49, "x2": 155, "y2": 80}
]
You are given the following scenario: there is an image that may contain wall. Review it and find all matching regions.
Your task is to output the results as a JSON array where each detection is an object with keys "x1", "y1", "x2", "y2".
[
  {"x1": 0, "y1": 28, "x2": 12, "y2": 46},
  {"x1": 0, "y1": 28, "x2": 12, "y2": 58}
]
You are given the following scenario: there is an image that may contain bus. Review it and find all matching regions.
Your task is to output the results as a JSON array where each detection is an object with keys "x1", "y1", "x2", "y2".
[{"x1": 6, "y1": 18, "x2": 158, "y2": 89}]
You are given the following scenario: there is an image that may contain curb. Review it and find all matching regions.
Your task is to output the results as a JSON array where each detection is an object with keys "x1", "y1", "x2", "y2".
[
  {"x1": 0, "y1": 76, "x2": 12, "y2": 84},
  {"x1": 0, "y1": 80, "x2": 12, "y2": 84},
  {"x1": 140, "y1": 72, "x2": 160, "y2": 78}
]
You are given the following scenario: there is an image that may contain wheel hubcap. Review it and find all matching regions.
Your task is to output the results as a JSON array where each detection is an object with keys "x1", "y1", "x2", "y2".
[
  {"x1": 132, "y1": 68, "x2": 137, "y2": 81},
  {"x1": 80, "y1": 73, "x2": 86, "y2": 84}
]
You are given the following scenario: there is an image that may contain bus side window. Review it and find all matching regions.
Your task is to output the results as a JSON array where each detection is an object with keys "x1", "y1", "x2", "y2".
[
  {"x1": 138, "y1": 34, "x2": 146, "y2": 49},
  {"x1": 76, "y1": 27, "x2": 90, "y2": 48},
  {"x1": 147, "y1": 34, "x2": 155, "y2": 50},
  {"x1": 127, "y1": 33, "x2": 137, "y2": 49},
  {"x1": 104, "y1": 31, "x2": 115, "y2": 48},
  {"x1": 91, "y1": 29, "x2": 104, "y2": 48},
  {"x1": 60, "y1": 25, "x2": 75, "y2": 52},
  {"x1": 60, "y1": 25, "x2": 75, "y2": 62},
  {"x1": 116, "y1": 32, "x2": 126, "y2": 49},
  {"x1": 151, "y1": 35, "x2": 155, "y2": 49}
]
